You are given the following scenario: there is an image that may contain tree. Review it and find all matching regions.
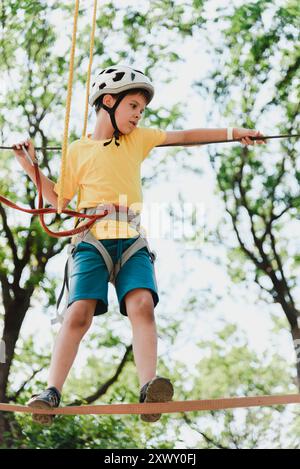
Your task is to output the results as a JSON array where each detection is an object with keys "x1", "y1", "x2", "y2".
[
  {"x1": 2, "y1": 0, "x2": 297, "y2": 449},
  {"x1": 195, "y1": 0, "x2": 300, "y2": 387},
  {"x1": 0, "y1": 0, "x2": 204, "y2": 446}
]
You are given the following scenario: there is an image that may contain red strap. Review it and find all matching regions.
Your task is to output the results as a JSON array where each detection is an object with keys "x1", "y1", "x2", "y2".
[{"x1": 0, "y1": 163, "x2": 128, "y2": 238}]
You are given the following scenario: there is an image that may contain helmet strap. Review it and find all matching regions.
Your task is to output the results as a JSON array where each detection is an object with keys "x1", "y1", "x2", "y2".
[{"x1": 101, "y1": 91, "x2": 129, "y2": 147}]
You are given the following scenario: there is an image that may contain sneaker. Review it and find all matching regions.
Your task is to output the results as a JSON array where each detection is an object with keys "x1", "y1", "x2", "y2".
[
  {"x1": 27, "y1": 387, "x2": 61, "y2": 426},
  {"x1": 139, "y1": 376, "x2": 174, "y2": 423}
]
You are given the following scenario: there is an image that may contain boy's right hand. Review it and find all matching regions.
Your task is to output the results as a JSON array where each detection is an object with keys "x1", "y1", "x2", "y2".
[{"x1": 12, "y1": 139, "x2": 37, "y2": 165}]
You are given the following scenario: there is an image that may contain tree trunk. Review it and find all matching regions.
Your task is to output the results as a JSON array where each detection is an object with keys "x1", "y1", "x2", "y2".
[
  {"x1": 0, "y1": 298, "x2": 30, "y2": 446},
  {"x1": 291, "y1": 325, "x2": 300, "y2": 391}
]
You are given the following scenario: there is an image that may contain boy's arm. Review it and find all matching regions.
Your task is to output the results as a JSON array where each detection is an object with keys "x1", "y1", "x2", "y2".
[
  {"x1": 12, "y1": 139, "x2": 70, "y2": 209},
  {"x1": 25, "y1": 163, "x2": 70, "y2": 209},
  {"x1": 161, "y1": 128, "x2": 265, "y2": 146},
  {"x1": 162, "y1": 128, "x2": 228, "y2": 145}
]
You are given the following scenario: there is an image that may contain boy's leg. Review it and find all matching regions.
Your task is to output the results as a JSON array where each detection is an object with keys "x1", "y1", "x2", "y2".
[
  {"x1": 27, "y1": 299, "x2": 96, "y2": 425},
  {"x1": 125, "y1": 288, "x2": 173, "y2": 422},
  {"x1": 47, "y1": 299, "x2": 97, "y2": 392},
  {"x1": 125, "y1": 288, "x2": 157, "y2": 388}
]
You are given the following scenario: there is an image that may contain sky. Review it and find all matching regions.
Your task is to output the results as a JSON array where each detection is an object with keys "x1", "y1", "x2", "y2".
[{"x1": 1, "y1": 0, "x2": 298, "y2": 447}]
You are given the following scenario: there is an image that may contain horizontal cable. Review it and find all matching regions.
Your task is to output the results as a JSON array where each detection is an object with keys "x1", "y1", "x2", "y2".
[{"x1": 1, "y1": 134, "x2": 299, "y2": 151}]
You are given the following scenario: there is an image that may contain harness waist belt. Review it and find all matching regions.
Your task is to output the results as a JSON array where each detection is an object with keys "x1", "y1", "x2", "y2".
[{"x1": 53, "y1": 204, "x2": 157, "y2": 324}]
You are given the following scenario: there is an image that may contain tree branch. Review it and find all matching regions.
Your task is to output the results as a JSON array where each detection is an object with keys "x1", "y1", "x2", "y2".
[
  {"x1": 0, "y1": 203, "x2": 18, "y2": 266},
  {"x1": 68, "y1": 344, "x2": 133, "y2": 406},
  {"x1": 268, "y1": 228, "x2": 296, "y2": 309},
  {"x1": 183, "y1": 414, "x2": 229, "y2": 449},
  {"x1": 8, "y1": 365, "x2": 45, "y2": 402},
  {"x1": 0, "y1": 271, "x2": 12, "y2": 311},
  {"x1": 235, "y1": 154, "x2": 271, "y2": 268}
]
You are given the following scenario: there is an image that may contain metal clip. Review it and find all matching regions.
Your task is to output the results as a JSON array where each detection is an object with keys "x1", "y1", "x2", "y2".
[
  {"x1": 67, "y1": 243, "x2": 75, "y2": 255},
  {"x1": 149, "y1": 250, "x2": 157, "y2": 262}
]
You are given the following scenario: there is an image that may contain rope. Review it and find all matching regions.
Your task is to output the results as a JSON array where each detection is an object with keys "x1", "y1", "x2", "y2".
[
  {"x1": 74, "y1": 0, "x2": 98, "y2": 231},
  {"x1": 57, "y1": 0, "x2": 80, "y2": 215},
  {"x1": 0, "y1": 394, "x2": 299, "y2": 415},
  {"x1": 0, "y1": 158, "x2": 133, "y2": 238},
  {"x1": 1, "y1": 134, "x2": 299, "y2": 152},
  {"x1": 82, "y1": 0, "x2": 98, "y2": 138},
  {"x1": 0, "y1": 132, "x2": 299, "y2": 238}
]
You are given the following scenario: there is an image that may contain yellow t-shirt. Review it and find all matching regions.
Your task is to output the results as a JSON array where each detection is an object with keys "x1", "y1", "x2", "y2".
[{"x1": 53, "y1": 127, "x2": 166, "y2": 239}]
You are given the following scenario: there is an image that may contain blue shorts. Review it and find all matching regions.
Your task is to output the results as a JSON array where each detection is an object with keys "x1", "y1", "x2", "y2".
[{"x1": 68, "y1": 237, "x2": 159, "y2": 316}]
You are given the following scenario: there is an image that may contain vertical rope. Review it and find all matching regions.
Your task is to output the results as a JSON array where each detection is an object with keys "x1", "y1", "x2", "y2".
[
  {"x1": 82, "y1": 0, "x2": 98, "y2": 138},
  {"x1": 73, "y1": 0, "x2": 98, "y2": 229},
  {"x1": 57, "y1": 0, "x2": 80, "y2": 214},
  {"x1": 74, "y1": 0, "x2": 98, "y2": 228}
]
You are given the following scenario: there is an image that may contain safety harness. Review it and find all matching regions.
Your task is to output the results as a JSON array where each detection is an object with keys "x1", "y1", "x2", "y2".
[{"x1": 53, "y1": 203, "x2": 157, "y2": 324}]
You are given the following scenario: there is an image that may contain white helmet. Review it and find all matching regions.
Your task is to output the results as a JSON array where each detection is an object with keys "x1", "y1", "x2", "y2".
[{"x1": 89, "y1": 65, "x2": 154, "y2": 106}]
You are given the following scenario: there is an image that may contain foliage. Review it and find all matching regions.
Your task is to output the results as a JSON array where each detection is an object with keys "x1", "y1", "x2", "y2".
[{"x1": 1, "y1": 0, "x2": 300, "y2": 449}]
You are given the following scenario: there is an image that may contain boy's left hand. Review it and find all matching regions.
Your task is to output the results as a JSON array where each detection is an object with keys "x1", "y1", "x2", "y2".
[{"x1": 233, "y1": 128, "x2": 266, "y2": 146}]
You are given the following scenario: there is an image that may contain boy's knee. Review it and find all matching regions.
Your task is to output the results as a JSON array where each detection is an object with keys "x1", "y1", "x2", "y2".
[
  {"x1": 126, "y1": 290, "x2": 155, "y2": 323},
  {"x1": 64, "y1": 301, "x2": 95, "y2": 330}
]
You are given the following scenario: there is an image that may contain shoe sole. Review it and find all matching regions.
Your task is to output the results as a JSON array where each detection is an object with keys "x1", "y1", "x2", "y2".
[
  {"x1": 27, "y1": 399, "x2": 56, "y2": 426},
  {"x1": 141, "y1": 377, "x2": 174, "y2": 423}
]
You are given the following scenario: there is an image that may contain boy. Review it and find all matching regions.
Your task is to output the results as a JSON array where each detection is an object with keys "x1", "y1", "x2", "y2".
[{"x1": 13, "y1": 65, "x2": 265, "y2": 425}]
